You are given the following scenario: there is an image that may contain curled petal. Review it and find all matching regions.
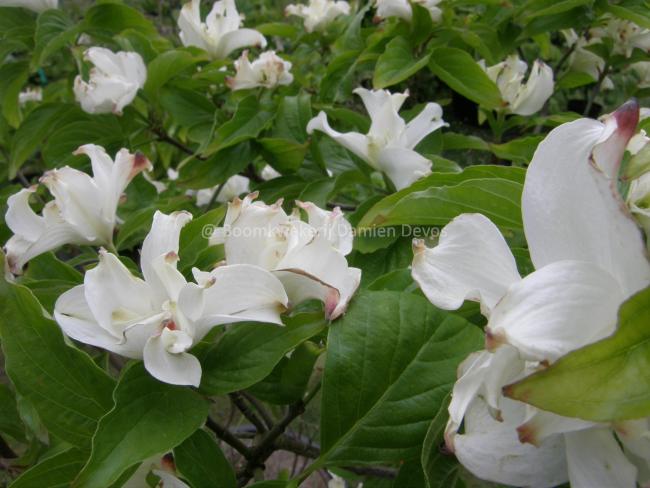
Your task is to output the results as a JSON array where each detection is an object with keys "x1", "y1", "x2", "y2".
[
  {"x1": 411, "y1": 213, "x2": 521, "y2": 315},
  {"x1": 307, "y1": 111, "x2": 371, "y2": 164},
  {"x1": 376, "y1": 146, "x2": 431, "y2": 190},
  {"x1": 143, "y1": 333, "x2": 202, "y2": 387}
]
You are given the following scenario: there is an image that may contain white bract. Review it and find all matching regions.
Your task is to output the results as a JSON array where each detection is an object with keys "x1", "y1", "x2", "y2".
[
  {"x1": 4, "y1": 144, "x2": 151, "y2": 275},
  {"x1": 261, "y1": 165, "x2": 281, "y2": 180},
  {"x1": 632, "y1": 61, "x2": 650, "y2": 88},
  {"x1": 0, "y1": 0, "x2": 57, "y2": 11},
  {"x1": 561, "y1": 29, "x2": 613, "y2": 90},
  {"x1": 73, "y1": 47, "x2": 146, "y2": 115},
  {"x1": 480, "y1": 55, "x2": 554, "y2": 116},
  {"x1": 178, "y1": 0, "x2": 267, "y2": 59},
  {"x1": 628, "y1": 171, "x2": 650, "y2": 245},
  {"x1": 226, "y1": 50, "x2": 293, "y2": 91},
  {"x1": 194, "y1": 174, "x2": 251, "y2": 206},
  {"x1": 374, "y1": 0, "x2": 442, "y2": 22},
  {"x1": 18, "y1": 87, "x2": 42, "y2": 105},
  {"x1": 210, "y1": 194, "x2": 360, "y2": 320},
  {"x1": 307, "y1": 87, "x2": 446, "y2": 190},
  {"x1": 54, "y1": 210, "x2": 288, "y2": 387},
  {"x1": 591, "y1": 15, "x2": 650, "y2": 58},
  {"x1": 412, "y1": 101, "x2": 650, "y2": 487},
  {"x1": 285, "y1": 0, "x2": 350, "y2": 33}
]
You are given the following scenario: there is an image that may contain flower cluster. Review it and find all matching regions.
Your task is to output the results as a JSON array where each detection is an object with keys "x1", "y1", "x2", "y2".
[{"x1": 411, "y1": 100, "x2": 650, "y2": 486}]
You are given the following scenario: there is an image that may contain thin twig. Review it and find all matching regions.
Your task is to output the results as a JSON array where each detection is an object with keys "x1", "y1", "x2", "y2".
[
  {"x1": 205, "y1": 416, "x2": 252, "y2": 459},
  {"x1": 241, "y1": 392, "x2": 275, "y2": 430},
  {"x1": 584, "y1": 63, "x2": 610, "y2": 116},
  {"x1": 229, "y1": 392, "x2": 268, "y2": 434}
]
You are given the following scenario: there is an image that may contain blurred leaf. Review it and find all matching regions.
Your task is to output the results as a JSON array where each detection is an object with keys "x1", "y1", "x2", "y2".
[
  {"x1": 74, "y1": 363, "x2": 208, "y2": 487},
  {"x1": 200, "y1": 313, "x2": 326, "y2": 396},
  {"x1": 259, "y1": 138, "x2": 309, "y2": 173},
  {"x1": 273, "y1": 93, "x2": 312, "y2": 143},
  {"x1": 0, "y1": 61, "x2": 29, "y2": 128},
  {"x1": 490, "y1": 136, "x2": 543, "y2": 164},
  {"x1": 429, "y1": 48, "x2": 502, "y2": 109},
  {"x1": 82, "y1": 3, "x2": 157, "y2": 36},
  {"x1": 33, "y1": 9, "x2": 78, "y2": 66},
  {"x1": 203, "y1": 96, "x2": 275, "y2": 156},
  {"x1": 373, "y1": 36, "x2": 431, "y2": 89},
  {"x1": 0, "y1": 272, "x2": 115, "y2": 447},
  {"x1": 10, "y1": 447, "x2": 86, "y2": 488},
  {"x1": 174, "y1": 429, "x2": 237, "y2": 488},
  {"x1": 604, "y1": 4, "x2": 650, "y2": 29},
  {"x1": 506, "y1": 286, "x2": 650, "y2": 422},
  {"x1": 144, "y1": 50, "x2": 198, "y2": 99},
  {"x1": 0, "y1": 383, "x2": 24, "y2": 441}
]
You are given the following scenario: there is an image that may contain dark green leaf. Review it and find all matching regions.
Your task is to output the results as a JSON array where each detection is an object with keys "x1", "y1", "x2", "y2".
[
  {"x1": 174, "y1": 429, "x2": 237, "y2": 488},
  {"x1": 373, "y1": 36, "x2": 431, "y2": 89}
]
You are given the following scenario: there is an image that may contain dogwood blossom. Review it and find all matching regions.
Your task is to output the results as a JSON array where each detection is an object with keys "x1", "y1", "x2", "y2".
[
  {"x1": 412, "y1": 100, "x2": 650, "y2": 487},
  {"x1": 73, "y1": 47, "x2": 146, "y2": 115},
  {"x1": 374, "y1": 0, "x2": 442, "y2": 22},
  {"x1": 591, "y1": 15, "x2": 650, "y2": 58},
  {"x1": 226, "y1": 50, "x2": 293, "y2": 91},
  {"x1": 261, "y1": 165, "x2": 281, "y2": 180},
  {"x1": 307, "y1": 87, "x2": 446, "y2": 190},
  {"x1": 54, "y1": 210, "x2": 288, "y2": 387},
  {"x1": 178, "y1": 0, "x2": 267, "y2": 60},
  {"x1": 194, "y1": 174, "x2": 251, "y2": 206},
  {"x1": 632, "y1": 61, "x2": 650, "y2": 88},
  {"x1": 561, "y1": 29, "x2": 613, "y2": 90},
  {"x1": 0, "y1": 0, "x2": 57, "y2": 12},
  {"x1": 124, "y1": 454, "x2": 188, "y2": 488},
  {"x1": 4, "y1": 144, "x2": 150, "y2": 275},
  {"x1": 209, "y1": 194, "x2": 360, "y2": 319},
  {"x1": 285, "y1": 0, "x2": 350, "y2": 33},
  {"x1": 480, "y1": 55, "x2": 554, "y2": 115},
  {"x1": 628, "y1": 172, "x2": 650, "y2": 244}
]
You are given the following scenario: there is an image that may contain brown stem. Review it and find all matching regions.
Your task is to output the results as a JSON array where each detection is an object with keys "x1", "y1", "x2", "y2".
[
  {"x1": 241, "y1": 392, "x2": 275, "y2": 430},
  {"x1": 229, "y1": 392, "x2": 268, "y2": 434},
  {"x1": 205, "y1": 416, "x2": 251, "y2": 459}
]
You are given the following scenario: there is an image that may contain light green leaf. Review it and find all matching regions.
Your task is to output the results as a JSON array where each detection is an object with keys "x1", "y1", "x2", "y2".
[
  {"x1": 174, "y1": 429, "x2": 237, "y2": 488},
  {"x1": 505, "y1": 286, "x2": 650, "y2": 422},
  {"x1": 316, "y1": 291, "x2": 483, "y2": 465},
  {"x1": 373, "y1": 36, "x2": 431, "y2": 89},
  {"x1": 0, "y1": 272, "x2": 115, "y2": 447},
  {"x1": 73, "y1": 363, "x2": 208, "y2": 488},
  {"x1": 604, "y1": 4, "x2": 650, "y2": 30},
  {"x1": 428, "y1": 48, "x2": 502, "y2": 109},
  {"x1": 203, "y1": 96, "x2": 275, "y2": 156},
  {"x1": 199, "y1": 313, "x2": 326, "y2": 396},
  {"x1": 10, "y1": 448, "x2": 86, "y2": 488},
  {"x1": 144, "y1": 50, "x2": 198, "y2": 98},
  {"x1": 33, "y1": 9, "x2": 78, "y2": 66}
]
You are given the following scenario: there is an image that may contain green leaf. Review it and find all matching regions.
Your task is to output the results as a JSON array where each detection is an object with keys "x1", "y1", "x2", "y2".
[
  {"x1": 200, "y1": 313, "x2": 326, "y2": 396},
  {"x1": 259, "y1": 137, "x2": 309, "y2": 173},
  {"x1": 0, "y1": 61, "x2": 29, "y2": 128},
  {"x1": 73, "y1": 363, "x2": 208, "y2": 488},
  {"x1": 82, "y1": 3, "x2": 157, "y2": 36},
  {"x1": 10, "y1": 448, "x2": 86, "y2": 488},
  {"x1": 0, "y1": 383, "x2": 24, "y2": 441},
  {"x1": 273, "y1": 93, "x2": 312, "y2": 143},
  {"x1": 203, "y1": 96, "x2": 275, "y2": 156},
  {"x1": 604, "y1": 4, "x2": 650, "y2": 29},
  {"x1": 490, "y1": 136, "x2": 543, "y2": 164},
  {"x1": 174, "y1": 429, "x2": 237, "y2": 488},
  {"x1": 246, "y1": 342, "x2": 321, "y2": 405},
  {"x1": 0, "y1": 274, "x2": 115, "y2": 447},
  {"x1": 0, "y1": 7, "x2": 36, "y2": 50},
  {"x1": 33, "y1": 9, "x2": 78, "y2": 66},
  {"x1": 428, "y1": 48, "x2": 502, "y2": 109},
  {"x1": 373, "y1": 36, "x2": 431, "y2": 89},
  {"x1": 519, "y1": 0, "x2": 593, "y2": 20},
  {"x1": 358, "y1": 166, "x2": 525, "y2": 231},
  {"x1": 178, "y1": 142, "x2": 253, "y2": 190},
  {"x1": 9, "y1": 103, "x2": 85, "y2": 177},
  {"x1": 144, "y1": 50, "x2": 198, "y2": 99},
  {"x1": 178, "y1": 206, "x2": 226, "y2": 272},
  {"x1": 316, "y1": 291, "x2": 483, "y2": 465},
  {"x1": 505, "y1": 286, "x2": 650, "y2": 422}
]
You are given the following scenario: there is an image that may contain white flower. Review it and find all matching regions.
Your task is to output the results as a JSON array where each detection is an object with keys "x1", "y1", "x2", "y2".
[
  {"x1": 178, "y1": 0, "x2": 267, "y2": 60},
  {"x1": 54, "y1": 210, "x2": 289, "y2": 387},
  {"x1": 4, "y1": 144, "x2": 151, "y2": 275},
  {"x1": 226, "y1": 50, "x2": 293, "y2": 91},
  {"x1": 480, "y1": 55, "x2": 554, "y2": 116},
  {"x1": 209, "y1": 194, "x2": 360, "y2": 320},
  {"x1": 374, "y1": 0, "x2": 442, "y2": 22},
  {"x1": 0, "y1": 0, "x2": 57, "y2": 12},
  {"x1": 123, "y1": 454, "x2": 189, "y2": 488},
  {"x1": 18, "y1": 87, "x2": 42, "y2": 105},
  {"x1": 261, "y1": 165, "x2": 281, "y2": 180},
  {"x1": 591, "y1": 15, "x2": 650, "y2": 58},
  {"x1": 561, "y1": 29, "x2": 613, "y2": 90},
  {"x1": 73, "y1": 47, "x2": 146, "y2": 115},
  {"x1": 307, "y1": 88, "x2": 446, "y2": 190},
  {"x1": 632, "y1": 61, "x2": 650, "y2": 88},
  {"x1": 194, "y1": 174, "x2": 251, "y2": 206},
  {"x1": 285, "y1": 0, "x2": 350, "y2": 33},
  {"x1": 412, "y1": 100, "x2": 650, "y2": 486}
]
